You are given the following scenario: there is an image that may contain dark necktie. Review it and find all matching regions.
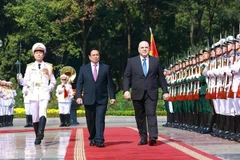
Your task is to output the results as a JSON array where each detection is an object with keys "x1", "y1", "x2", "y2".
[
  {"x1": 142, "y1": 58, "x2": 147, "y2": 76},
  {"x1": 38, "y1": 64, "x2": 41, "y2": 69}
]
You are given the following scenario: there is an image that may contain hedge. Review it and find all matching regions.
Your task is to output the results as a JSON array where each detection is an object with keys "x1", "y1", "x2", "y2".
[{"x1": 14, "y1": 108, "x2": 167, "y2": 118}]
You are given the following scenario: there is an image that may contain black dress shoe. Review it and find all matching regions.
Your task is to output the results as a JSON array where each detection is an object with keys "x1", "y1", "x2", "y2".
[
  {"x1": 89, "y1": 140, "x2": 95, "y2": 146},
  {"x1": 34, "y1": 138, "x2": 41, "y2": 145},
  {"x1": 96, "y1": 143, "x2": 105, "y2": 147},
  {"x1": 138, "y1": 139, "x2": 147, "y2": 145},
  {"x1": 149, "y1": 139, "x2": 157, "y2": 146}
]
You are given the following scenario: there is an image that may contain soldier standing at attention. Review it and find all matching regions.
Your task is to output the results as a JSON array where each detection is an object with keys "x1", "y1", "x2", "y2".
[
  {"x1": 199, "y1": 48, "x2": 214, "y2": 133},
  {"x1": 231, "y1": 34, "x2": 240, "y2": 141},
  {"x1": 19, "y1": 43, "x2": 56, "y2": 145},
  {"x1": 22, "y1": 86, "x2": 33, "y2": 127},
  {"x1": 56, "y1": 74, "x2": 74, "y2": 127}
]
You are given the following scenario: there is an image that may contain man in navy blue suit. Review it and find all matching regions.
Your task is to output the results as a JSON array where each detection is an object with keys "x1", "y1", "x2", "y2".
[
  {"x1": 123, "y1": 41, "x2": 169, "y2": 146},
  {"x1": 76, "y1": 49, "x2": 116, "y2": 147}
]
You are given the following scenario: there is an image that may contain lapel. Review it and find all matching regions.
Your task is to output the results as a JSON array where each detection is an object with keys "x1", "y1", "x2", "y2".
[
  {"x1": 97, "y1": 63, "x2": 103, "y2": 81},
  {"x1": 137, "y1": 56, "x2": 145, "y2": 76},
  {"x1": 148, "y1": 56, "x2": 153, "y2": 76},
  {"x1": 86, "y1": 63, "x2": 95, "y2": 81}
]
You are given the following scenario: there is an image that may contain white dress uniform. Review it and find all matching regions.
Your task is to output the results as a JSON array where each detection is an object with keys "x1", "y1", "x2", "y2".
[
  {"x1": 23, "y1": 61, "x2": 56, "y2": 122},
  {"x1": 21, "y1": 42, "x2": 56, "y2": 145}
]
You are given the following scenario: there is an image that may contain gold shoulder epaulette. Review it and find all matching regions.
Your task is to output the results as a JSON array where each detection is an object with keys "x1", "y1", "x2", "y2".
[
  {"x1": 45, "y1": 62, "x2": 53, "y2": 66},
  {"x1": 27, "y1": 62, "x2": 34, "y2": 66}
]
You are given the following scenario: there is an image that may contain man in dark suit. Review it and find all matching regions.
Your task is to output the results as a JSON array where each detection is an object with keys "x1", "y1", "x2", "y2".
[
  {"x1": 123, "y1": 41, "x2": 169, "y2": 146},
  {"x1": 76, "y1": 49, "x2": 116, "y2": 148}
]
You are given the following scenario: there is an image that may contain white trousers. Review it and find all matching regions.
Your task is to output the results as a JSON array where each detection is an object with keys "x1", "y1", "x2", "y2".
[
  {"x1": 58, "y1": 102, "x2": 71, "y2": 114},
  {"x1": 212, "y1": 99, "x2": 220, "y2": 114},
  {"x1": 233, "y1": 97, "x2": 240, "y2": 115},
  {"x1": 7, "y1": 107, "x2": 14, "y2": 115},
  {"x1": 24, "y1": 103, "x2": 32, "y2": 115},
  {"x1": 0, "y1": 106, "x2": 4, "y2": 115},
  {"x1": 226, "y1": 98, "x2": 235, "y2": 116},
  {"x1": 219, "y1": 99, "x2": 227, "y2": 115},
  {"x1": 168, "y1": 101, "x2": 173, "y2": 113},
  {"x1": 30, "y1": 100, "x2": 49, "y2": 123}
]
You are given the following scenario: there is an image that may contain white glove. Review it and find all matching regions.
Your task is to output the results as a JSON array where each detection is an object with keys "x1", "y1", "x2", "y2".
[
  {"x1": 213, "y1": 69, "x2": 219, "y2": 77},
  {"x1": 207, "y1": 70, "x2": 214, "y2": 77},
  {"x1": 225, "y1": 67, "x2": 232, "y2": 76},
  {"x1": 231, "y1": 64, "x2": 239, "y2": 74},
  {"x1": 57, "y1": 87, "x2": 64, "y2": 94},
  {"x1": 48, "y1": 83, "x2": 55, "y2": 92}
]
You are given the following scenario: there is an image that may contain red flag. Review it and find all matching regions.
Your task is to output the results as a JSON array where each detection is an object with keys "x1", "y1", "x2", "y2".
[{"x1": 149, "y1": 33, "x2": 159, "y2": 58}]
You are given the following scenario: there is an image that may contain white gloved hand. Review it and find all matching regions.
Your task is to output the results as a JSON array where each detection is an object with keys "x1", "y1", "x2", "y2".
[
  {"x1": 17, "y1": 73, "x2": 22, "y2": 80},
  {"x1": 231, "y1": 64, "x2": 239, "y2": 74},
  {"x1": 57, "y1": 87, "x2": 64, "y2": 94}
]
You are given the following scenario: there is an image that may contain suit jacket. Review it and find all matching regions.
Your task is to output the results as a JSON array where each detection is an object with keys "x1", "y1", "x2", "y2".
[
  {"x1": 123, "y1": 56, "x2": 168, "y2": 100},
  {"x1": 76, "y1": 62, "x2": 115, "y2": 105}
]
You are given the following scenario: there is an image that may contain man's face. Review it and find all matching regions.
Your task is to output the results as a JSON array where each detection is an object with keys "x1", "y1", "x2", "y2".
[
  {"x1": 223, "y1": 46, "x2": 227, "y2": 53},
  {"x1": 163, "y1": 71, "x2": 167, "y2": 76},
  {"x1": 228, "y1": 43, "x2": 233, "y2": 51},
  {"x1": 203, "y1": 52, "x2": 209, "y2": 60},
  {"x1": 138, "y1": 41, "x2": 149, "y2": 58},
  {"x1": 210, "y1": 50, "x2": 215, "y2": 57},
  {"x1": 61, "y1": 79, "x2": 67, "y2": 84},
  {"x1": 216, "y1": 47, "x2": 221, "y2": 56},
  {"x1": 34, "y1": 50, "x2": 45, "y2": 62},
  {"x1": 199, "y1": 54, "x2": 204, "y2": 62},
  {"x1": 89, "y1": 50, "x2": 100, "y2": 64}
]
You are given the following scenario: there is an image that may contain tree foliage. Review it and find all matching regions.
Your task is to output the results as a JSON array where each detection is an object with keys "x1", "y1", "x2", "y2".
[{"x1": 1, "y1": 0, "x2": 240, "y2": 90}]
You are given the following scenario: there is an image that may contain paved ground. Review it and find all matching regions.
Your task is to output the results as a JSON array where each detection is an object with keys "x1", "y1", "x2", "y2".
[{"x1": 0, "y1": 116, "x2": 240, "y2": 159}]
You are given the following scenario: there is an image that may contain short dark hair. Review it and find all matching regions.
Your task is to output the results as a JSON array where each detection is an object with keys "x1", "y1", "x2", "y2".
[{"x1": 89, "y1": 48, "x2": 99, "y2": 55}]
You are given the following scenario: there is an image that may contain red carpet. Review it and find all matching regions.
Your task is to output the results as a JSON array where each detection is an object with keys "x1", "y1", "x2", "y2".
[
  {"x1": 83, "y1": 127, "x2": 220, "y2": 160},
  {"x1": 65, "y1": 128, "x2": 77, "y2": 159},
  {"x1": 0, "y1": 127, "x2": 221, "y2": 160}
]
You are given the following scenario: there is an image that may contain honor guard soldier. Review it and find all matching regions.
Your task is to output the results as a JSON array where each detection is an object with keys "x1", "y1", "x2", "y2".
[
  {"x1": 22, "y1": 86, "x2": 33, "y2": 127},
  {"x1": 19, "y1": 42, "x2": 56, "y2": 145},
  {"x1": 6, "y1": 81, "x2": 16, "y2": 126},
  {"x1": 198, "y1": 48, "x2": 214, "y2": 133},
  {"x1": 206, "y1": 43, "x2": 220, "y2": 137},
  {"x1": 221, "y1": 36, "x2": 236, "y2": 139},
  {"x1": 230, "y1": 34, "x2": 240, "y2": 141},
  {"x1": 163, "y1": 67, "x2": 171, "y2": 127},
  {"x1": 164, "y1": 64, "x2": 174, "y2": 127},
  {"x1": 212, "y1": 39, "x2": 228, "y2": 138},
  {"x1": 172, "y1": 61, "x2": 180, "y2": 127},
  {"x1": 56, "y1": 74, "x2": 74, "y2": 127}
]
